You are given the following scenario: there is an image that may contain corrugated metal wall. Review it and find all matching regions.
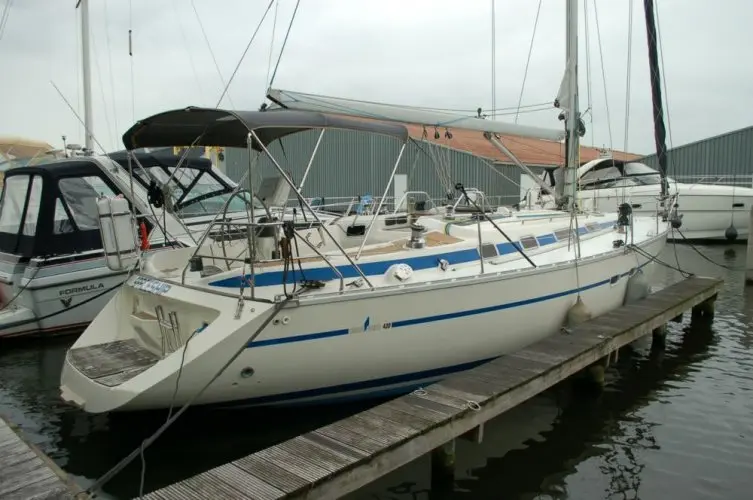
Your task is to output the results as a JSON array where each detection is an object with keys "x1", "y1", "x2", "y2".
[
  {"x1": 224, "y1": 129, "x2": 525, "y2": 205},
  {"x1": 639, "y1": 125, "x2": 753, "y2": 180}
]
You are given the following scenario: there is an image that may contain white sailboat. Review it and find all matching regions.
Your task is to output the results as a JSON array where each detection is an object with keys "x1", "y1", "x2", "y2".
[{"x1": 59, "y1": 0, "x2": 670, "y2": 413}]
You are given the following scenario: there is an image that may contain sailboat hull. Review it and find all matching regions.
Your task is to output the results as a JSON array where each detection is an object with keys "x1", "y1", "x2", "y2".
[{"x1": 60, "y1": 224, "x2": 667, "y2": 413}]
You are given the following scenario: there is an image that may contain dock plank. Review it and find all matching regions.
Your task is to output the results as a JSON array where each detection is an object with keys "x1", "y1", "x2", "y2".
[
  {"x1": 143, "y1": 276, "x2": 723, "y2": 500},
  {"x1": 0, "y1": 415, "x2": 86, "y2": 499}
]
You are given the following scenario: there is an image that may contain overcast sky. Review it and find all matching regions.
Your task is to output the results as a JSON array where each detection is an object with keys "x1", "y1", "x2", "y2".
[{"x1": 1, "y1": 0, "x2": 752, "y2": 159}]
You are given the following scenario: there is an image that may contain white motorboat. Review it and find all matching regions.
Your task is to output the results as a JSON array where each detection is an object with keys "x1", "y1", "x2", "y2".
[
  {"x1": 59, "y1": 105, "x2": 669, "y2": 413},
  {"x1": 525, "y1": 158, "x2": 752, "y2": 241},
  {"x1": 0, "y1": 150, "x2": 295, "y2": 338}
]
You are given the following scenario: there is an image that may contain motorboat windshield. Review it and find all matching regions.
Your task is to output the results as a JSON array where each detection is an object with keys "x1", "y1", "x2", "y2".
[
  {"x1": 579, "y1": 161, "x2": 671, "y2": 190},
  {"x1": 108, "y1": 150, "x2": 262, "y2": 218}
]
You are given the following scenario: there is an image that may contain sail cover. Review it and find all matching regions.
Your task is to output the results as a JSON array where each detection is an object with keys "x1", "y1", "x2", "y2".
[{"x1": 267, "y1": 88, "x2": 566, "y2": 143}]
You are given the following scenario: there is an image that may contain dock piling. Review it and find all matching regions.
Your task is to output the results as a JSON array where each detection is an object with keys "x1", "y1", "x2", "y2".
[
  {"x1": 430, "y1": 440, "x2": 456, "y2": 489},
  {"x1": 460, "y1": 424, "x2": 484, "y2": 444},
  {"x1": 586, "y1": 361, "x2": 606, "y2": 388},
  {"x1": 691, "y1": 294, "x2": 716, "y2": 322},
  {"x1": 651, "y1": 323, "x2": 668, "y2": 350},
  {"x1": 747, "y1": 204, "x2": 753, "y2": 285}
]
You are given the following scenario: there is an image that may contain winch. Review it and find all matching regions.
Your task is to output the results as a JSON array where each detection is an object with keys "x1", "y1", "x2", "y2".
[{"x1": 407, "y1": 223, "x2": 427, "y2": 249}]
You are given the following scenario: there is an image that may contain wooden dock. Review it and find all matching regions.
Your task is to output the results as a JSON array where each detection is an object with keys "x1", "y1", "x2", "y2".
[
  {"x1": 142, "y1": 276, "x2": 723, "y2": 500},
  {"x1": 0, "y1": 415, "x2": 86, "y2": 499}
]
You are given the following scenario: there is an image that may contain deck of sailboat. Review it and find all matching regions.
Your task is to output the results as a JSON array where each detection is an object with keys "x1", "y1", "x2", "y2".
[
  {"x1": 67, "y1": 339, "x2": 161, "y2": 387},
  {"x1": 252, "y1": 230, "x2": 463, "y2": 269},
  {"x1": 199, "y1": 216, "x2": 667, "y2": 304}
]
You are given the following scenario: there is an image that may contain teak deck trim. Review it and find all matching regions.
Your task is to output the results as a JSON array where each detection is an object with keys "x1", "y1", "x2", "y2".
[
  {"x1": 68, "y1": 338, "x2": 161, "y2": 388},
  {"x1": 249, "y1": 230, "x2": 464, "y2": 269},
  {"x1": 0, "y1": 415, "x2": 86, "y2": 499},
  {"x1": 142, "y1": 276, "x2": 723, "y2": 500}
]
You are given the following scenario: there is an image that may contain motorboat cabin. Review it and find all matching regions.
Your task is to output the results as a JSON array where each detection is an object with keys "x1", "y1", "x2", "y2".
[{"x1": 529, "y1": 158, "x2": 752, "y2": 241}]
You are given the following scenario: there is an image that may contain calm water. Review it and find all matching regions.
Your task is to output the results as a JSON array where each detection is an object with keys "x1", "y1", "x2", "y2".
[{"x1": 1, "y1": 243, "x2": 752, "y2": 499}]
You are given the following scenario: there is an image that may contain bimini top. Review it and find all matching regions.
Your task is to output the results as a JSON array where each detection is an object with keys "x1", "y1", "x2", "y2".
[{"x1": 121, "y1": 107, "x2": 410, "y2": 151}]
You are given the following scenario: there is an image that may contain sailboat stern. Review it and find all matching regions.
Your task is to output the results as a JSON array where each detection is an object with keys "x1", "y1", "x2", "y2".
[{"x1": 59, "y1": 274, "x2": 269, "y2": 413}]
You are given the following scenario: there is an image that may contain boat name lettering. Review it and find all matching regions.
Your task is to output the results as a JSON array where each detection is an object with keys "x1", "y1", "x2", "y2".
[
  {"x1": 59, "y1": 283, "x2": 104, "y2": 296},
  {"x1": 131, "y1": 277, "x2": 171, "y2": 295}
]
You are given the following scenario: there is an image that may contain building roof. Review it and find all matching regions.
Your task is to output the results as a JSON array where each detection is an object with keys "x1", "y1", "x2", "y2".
[
  {"x1": 401, "y1": 124, "x2": 641, "y2": 166},
  {"x1": 0, "y1": 136, "x2": 55, "y2": 160},
  {"x1": 317, "y1": 112, "x2": 641, "y2": 166}
]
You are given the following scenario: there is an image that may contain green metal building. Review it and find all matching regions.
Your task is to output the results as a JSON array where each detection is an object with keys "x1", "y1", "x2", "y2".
[
  {"x1": 222, "y1": 129, "x2": 529, "y2": 207},
  {"x1": 639, "y1": 125, "x2": 753, "y2": 186}
]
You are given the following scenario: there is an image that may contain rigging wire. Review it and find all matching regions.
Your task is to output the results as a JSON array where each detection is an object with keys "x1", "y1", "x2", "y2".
[
  {"x1": 274, "y1": 89, "x2": 554, "y2": 131},
  {"x1": 491, "y1": 0, "x2": 495, "y2": 119},
  {"x1": 416, "y1": 101, "x2": 553, "y2": 115},
  {"x1": 265, "y1": 0, "x2": 280, "y2": 87},
  {"x1": 0, "y1": 0, "x2": 14, "y2": 42},
  {"x1": 581, "y1": 0, "x2": 594, "y2": 139},
  {"x1": 158, "y1": 0, "x2": 277, "y2": 196},
  {"x1": 216, "y1": 0, "x2": 276, "y2": 107},
  {"x1": 75, "y1": 4, "x2": 83, "y2": 141},
  {"x1": 623, "y1": 0, "x2": 634, "y2": 155},
  {"x1": 591, "y1": 0, "x2": 615, "y2": 153},
  {"x1": 654, "y1": 0, "x2": 682, "y2": 206},
  {"x1": 620, "y1": 0, "x2": 634, "y2": 206},
  {"x1": 50, "y1": 80, "x2": 190, "y2": 251},
  {"x1": 514, "y1": 0, "x2": 542, "y2": 124},
  {"x1": 652, "y1": 0, "x2": 690, "y2": 275},
  {"x1": 171, "y1": 0, "x2": 205, "y2": 102},
  {"x1": 103, "y1": 1, "x2": 119, "y2": 145},
  {"x1": 268, "y1": 0, "x2": 301, "y2": 89},
  {"x1": 189, "y1": 0, "x2": 236, "y2": 109},
  {"x1": 129, "y1": 0, "x2": 136, "y2": 123},
  {"x1": 88, "y1": 23, "x2": 115, "y2": 150}
]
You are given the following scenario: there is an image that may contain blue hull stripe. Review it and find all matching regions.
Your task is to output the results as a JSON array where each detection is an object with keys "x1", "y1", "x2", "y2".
[
  {"x1": 249, "y1": 328, "x2": 350, "y2": 348},
  {"x1": 215, "y1": 356, "x2": 497, "y2": 407},
  {"x1": 211, "y1": 220, "x2": 615, "y2": 288},
  {"x1": 247, "y1": 262, "x2": 645, "y2": 350}
]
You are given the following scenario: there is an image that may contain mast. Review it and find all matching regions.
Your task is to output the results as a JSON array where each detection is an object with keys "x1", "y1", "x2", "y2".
[
  {"x1": 77, "y1": 0, "x2": 94, "y2": 152},
  {"x1": 491, "y1": 0, "x2": 496, "y2": 120},
  {"x1": 643, "y1": 0, "x2": 668, "y2": 200},
  {"x1": 552, "y1": 0, "x2": 582, "y2": 209},
  {"x1": 564, "y1": 0, "x2": 580, "y2": 210}
]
